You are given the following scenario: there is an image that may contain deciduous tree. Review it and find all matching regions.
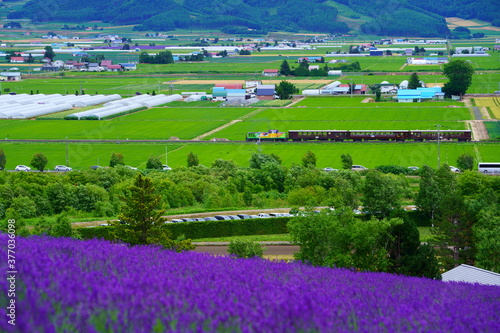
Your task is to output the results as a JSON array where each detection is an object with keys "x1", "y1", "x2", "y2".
[
  {"x1": 341, "y1": 154, "x2": 353, "y2": 170},
  {"x1": 187, "y1": 152, "x2": 199, "y2": 167},
  {"x1": 146, "y1": 155, "x2": 162, "y2": 170},
  {"x1": 30, "y1": 152, "x2": 48, "y2": 172},
  {"x1": 302, "y1": 151, "x2": 317, "y2": 168},
  {"x1": 456, "y1": 153, "x2": 474, "y2": 171},
  {"x1": 110, "y1": 152, "x2": 124, "y2": 167},
  {"x1": 0, "y1": 149, "x2": 6, "y2": 170},
  {"x1": 442, "y1": 60, "x2": 474, "y2": 98},
  {"x1": 276, "y1": 80, "x2": 298, "y2": 99}
]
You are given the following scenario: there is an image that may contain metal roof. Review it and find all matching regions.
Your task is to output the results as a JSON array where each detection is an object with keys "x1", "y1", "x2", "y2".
[{"x1": 442, "y1": 264, "x2": 500, "y2": 286}]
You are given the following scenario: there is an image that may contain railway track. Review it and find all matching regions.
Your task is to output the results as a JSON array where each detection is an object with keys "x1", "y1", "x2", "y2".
[{"x1": 2, "y1": 139, "x2": 497, "y2": 144}]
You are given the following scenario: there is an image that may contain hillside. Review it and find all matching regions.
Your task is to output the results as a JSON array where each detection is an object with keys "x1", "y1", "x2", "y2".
[{"x1": 5, "y1": 0, "x2": 500, "y2": 36}]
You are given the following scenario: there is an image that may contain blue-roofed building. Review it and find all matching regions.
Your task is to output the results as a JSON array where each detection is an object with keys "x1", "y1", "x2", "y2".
[
  {"x1": 119, "y1": 63, "x2": 137, "y2": 71},
  {"x1": 397, "y1": 87, "x2": 443, "y2": 102}
]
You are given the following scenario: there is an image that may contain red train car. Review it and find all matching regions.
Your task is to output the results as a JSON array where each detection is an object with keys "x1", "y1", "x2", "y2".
[
  {"x1": 410, "y1": 130, "x2": 471, "y2": 142},
  {"x1": 288, "y1": 130, "x2": 349, "y2": 141},
  {"x1": 348, "y1": 130, "x2": 410, "y2": 141}
]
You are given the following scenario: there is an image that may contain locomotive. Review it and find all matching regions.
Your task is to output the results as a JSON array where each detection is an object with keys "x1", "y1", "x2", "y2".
[{"x1": 246, "y1": 129, "x2": 472, "y2": 142}]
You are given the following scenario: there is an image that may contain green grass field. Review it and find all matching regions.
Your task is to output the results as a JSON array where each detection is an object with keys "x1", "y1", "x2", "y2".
[
  {"x1": 0, "y1": 141, "x2": 496, "y2": 171},
  {"x1": 119, "y1": 107, "x2": 252, "y2": 121},
  {"x1": 0, "y1": 118, "x2": 227, "y2": 140},
  {"x1": 292, "y1": 96, "x2": 465, "y2": 108}
]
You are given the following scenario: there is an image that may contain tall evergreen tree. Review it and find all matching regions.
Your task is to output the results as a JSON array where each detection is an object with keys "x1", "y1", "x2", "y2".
[
  {"x1": 279, "y1": 60, "x2": 292, "y2": 76},
  {"x1": 408, "y1": 73, "x2": 420, "y2": 89},
  {"x1": 442, "y1": 60, "x2": 474, "y2": 98}
]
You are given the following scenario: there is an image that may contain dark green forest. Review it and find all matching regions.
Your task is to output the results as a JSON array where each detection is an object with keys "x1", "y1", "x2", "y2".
[{"x1": 8, "y1": 0, "x2": 500, "y2": 36}]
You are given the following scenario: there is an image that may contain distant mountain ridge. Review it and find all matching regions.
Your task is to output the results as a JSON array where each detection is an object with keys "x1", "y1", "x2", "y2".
[{"x1": 7, "y1": 0, "x2": 500, "y2": 37}]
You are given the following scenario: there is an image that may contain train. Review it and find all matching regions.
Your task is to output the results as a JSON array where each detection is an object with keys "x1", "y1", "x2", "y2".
[{"x1": 246, "y1": 129, "x2": 472, "y2": 142}]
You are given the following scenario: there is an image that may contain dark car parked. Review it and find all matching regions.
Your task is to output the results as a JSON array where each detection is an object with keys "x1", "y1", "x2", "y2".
[
  {"x1": 237, "y1": 214, "x2": 252, "y2": 219},
  {"x1": 203, "y1": 217, "x2": 218, "y2": 221},
  {"x1": 214, "y1": 215, "x2": 231, "y2": 220}
]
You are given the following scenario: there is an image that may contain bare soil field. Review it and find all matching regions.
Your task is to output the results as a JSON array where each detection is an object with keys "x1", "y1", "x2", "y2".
[{"x1": 446, "y1": 17, "x2": 500, "y2": 31}]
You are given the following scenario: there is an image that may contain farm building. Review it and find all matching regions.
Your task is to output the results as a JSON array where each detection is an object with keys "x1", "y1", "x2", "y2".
[
  {"x1": 298, "y1": 57, "x2": 323, "y2": 63},
  {"x1": 212, "y1": 87, "x2": 227, "y2": 100},
  {"x1": 328, "y1": 70, "x2": 342, "y2": 76},
  {"x1": 245, "y1": 81, "x2": 262, "y2": 89},
  {"x1": 262, "y1": 69, "x2": 279, "y2": 77},
  {"x1": 107, "y1": 65, "x2": 122, "y2": 72},
  {"x1": 452, "y1": 53, "x2": 491, "y2": 57},
  {"x1": 256, "y1": 85, "x2": 276, "y2": 100},
  {"x1": 397, "y1": 87, "x2": 444, "y2": 102},
  {"x1": 215, "y1": 83, "x2": 243, "y2": 90},
  {"x1": 120, "y1": 63, "x2": 137, "y2": 71},
  {"x1": 379, "y1": 81, "x2": 399, "y2": 94},
  {"x1": 308, "y1": 65, "x2": 320, "y2": 71},
  {"x1": 442, "y1": 264, "x2": 500, "y2": 286},
  {"x1": 10, "y1": 57, "x2": 24, "y2": 63},
  {"x1": 353, "y1": 84, "x2": 367, "y2": 94},
  {"x1": 407, "y1": 57, "x2": 448, "y2": 65},
  {"x1": 494, "y1": 45, "x2": 500, "y2": 51},
  {"x1": 0, "y1": 72, "x2": 21, "y2": 81}
]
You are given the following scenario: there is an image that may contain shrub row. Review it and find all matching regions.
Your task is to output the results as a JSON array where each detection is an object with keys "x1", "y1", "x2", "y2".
[{"x1": 76, "y1": 217, "x2": 291, "y2": 241}]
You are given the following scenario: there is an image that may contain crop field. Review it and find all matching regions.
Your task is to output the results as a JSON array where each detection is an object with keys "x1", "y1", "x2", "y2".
[
  {"x1": 484, "y1": 121, "x2": 500, "y2": 140},
  {"x1": 293, "y1": 96, "x2": 465, "y2": 107},
  {"x1": 250, "y1": 100, "x2": 292, "y2": 107},
  {"x1": 460, "y1": 55, "x2": 500, "y2": 70},
  {"x1": 329, "y1": 56, "x2": 407, "y2": 72},
  {"x1": 1, "y1": 77, "x2": 177, "y2": 96},
  {"x1": 252, "y1": 107, "x2": 471, "y2": 122},
  {"x1": 119, "y1": 107, "x2": 253, "y2": 121},
  {"x1": 474, "y1": 97, "x2": 500, "y2": 119},
  {"x1": 1, "y1": 141, "x2": 496, "y2": 170},
  {"x1": 0, "y1": 118, "x2": 226, "y2": 140}
]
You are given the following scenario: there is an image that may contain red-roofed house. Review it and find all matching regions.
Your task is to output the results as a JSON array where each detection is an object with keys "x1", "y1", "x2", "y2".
[
  {"x1": 262, "y1": 69, "x2": 279, "y2": 77},
  {"x1": 100, "y1": 60, "x2": 112, "y2": 67},
  {"x1": 106, "y1": 65, "x2": 122, "y2": 72},
  {"x1": 10, "y1": 56, "x2": 25, "y2": 63},
  {"x1": 215, "y1": 83, "x2": 243, "y2": 89},
  {"x1": 353, "y1": 84, "x2": 368, "y2": 95}
]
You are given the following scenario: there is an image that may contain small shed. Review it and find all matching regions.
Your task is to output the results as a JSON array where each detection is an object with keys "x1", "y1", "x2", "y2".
[{"x1": 256, "y1": 84, "x2": 276, "y2": 100}]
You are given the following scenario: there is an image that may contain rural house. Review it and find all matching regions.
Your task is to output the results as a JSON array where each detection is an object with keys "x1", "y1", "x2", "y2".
[{"x1": 262, "y1": 69, "x2": 279, "y2": 77}]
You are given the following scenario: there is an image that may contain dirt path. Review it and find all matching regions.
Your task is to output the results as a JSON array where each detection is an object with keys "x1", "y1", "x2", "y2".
[
  {"x1": 192, "y1": 107, "x2": 267, "y2": 140},
  {"x1": 285, "y1": 97, "x2": 305, "y2": 107},
  {"x1": 192, "y1": 119, "x2": 241, "y2": 140},
  {"x1": 467, "y1": 120, "x2": 489, "y2": 141}
]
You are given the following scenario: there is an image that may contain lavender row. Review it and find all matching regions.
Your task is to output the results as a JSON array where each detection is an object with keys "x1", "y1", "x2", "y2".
[{"x1": 1, "y1": 235, "x2": 499, "y2": 332}]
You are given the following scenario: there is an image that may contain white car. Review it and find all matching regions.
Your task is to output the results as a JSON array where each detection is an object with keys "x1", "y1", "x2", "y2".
[
  {"x1": 449, "y1": 166, "x2": 461, "y2": 173},
  {"x1": 54, "y1": 165, "x2": 72, "y2": 172},
  {"x1": 323, "y1": 167, "x2": 338, "y2": 172},
  {"x1": 125, "y1": 165, "x2": 138, "y2": 170},
  {"x1": 408, "y1": 166, "x2": 419, "y2": 171},
  {"x1": 351, "y1": 165, "x2": 367, "y2": 171},
  {"x1": 162, "y1": 165, "x2": 172, "y2": 171},
  {"x1": 15, "y1": 165, "x2": 31, "y2": 172}
]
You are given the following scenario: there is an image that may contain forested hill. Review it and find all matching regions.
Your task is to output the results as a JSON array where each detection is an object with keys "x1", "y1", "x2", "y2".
[{"x1": 7, "y1": 0, "x2": 500, "y2": 37}]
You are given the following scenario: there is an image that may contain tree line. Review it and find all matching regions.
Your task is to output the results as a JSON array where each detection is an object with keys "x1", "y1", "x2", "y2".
[{"x1": 0, "y1": 149, "x2": 498, "y2": 274}]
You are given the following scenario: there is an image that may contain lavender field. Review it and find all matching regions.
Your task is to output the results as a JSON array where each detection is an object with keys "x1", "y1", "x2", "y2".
[{"x1": 1, "y1": 235, "x2": 499, "y2": 332}]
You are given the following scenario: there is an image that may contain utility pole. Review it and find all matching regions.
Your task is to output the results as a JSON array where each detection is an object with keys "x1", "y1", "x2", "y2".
[
  {"x1": 80, "y1": 81, "x2": 83, "y2": 95},
  {"x1": 158, "y1": 81, "x2": 161, "y2": 94},
  {"x1": 165, "y1": 145, "x2": 168, "y2": 166},
  {"x1": 65, "y1": 137, "x2": 69, "y2": 166},
  {"x1": 435, "y1": 124, "x2": 442, "y2": 168}
]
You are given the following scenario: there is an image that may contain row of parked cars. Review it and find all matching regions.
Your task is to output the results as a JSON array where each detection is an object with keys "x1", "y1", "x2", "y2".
[
  {"x1": 167, "y1": 212, "x2": 293, "y2": 223},
  {"x1": 14, "y1": 165, "x2": 72, "y2": 172},
  {"x1": 97, "y1": 213, "x2": 292, "y2": 226}
]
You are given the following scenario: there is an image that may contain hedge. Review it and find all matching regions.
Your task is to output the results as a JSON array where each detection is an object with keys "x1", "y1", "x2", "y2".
[{"x1": 76, "y1": 217, "x2": 291, "y2": 241}]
